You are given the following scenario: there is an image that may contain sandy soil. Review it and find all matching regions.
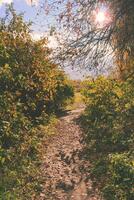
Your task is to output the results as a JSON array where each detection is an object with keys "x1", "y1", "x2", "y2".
[{"x1": 39, "y1": 107, "x2": 102, "y2": 200}]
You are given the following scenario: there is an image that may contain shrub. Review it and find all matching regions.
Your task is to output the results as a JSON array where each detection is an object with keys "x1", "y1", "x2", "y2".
[
  {"x1": 0, "y1": 6, "x2": 74, "y2": 199},
  {"x1": 81, "y1": 76, "x2": 134, "y2": 199},
  {"x1": 103, "y1": 153, "x2": 134, "y2": 200}
]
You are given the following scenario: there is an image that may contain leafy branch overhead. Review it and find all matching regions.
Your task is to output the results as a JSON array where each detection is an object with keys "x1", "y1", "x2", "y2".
[{"x1": 43, "y1": 0, "x2": 134, "y2": 77}]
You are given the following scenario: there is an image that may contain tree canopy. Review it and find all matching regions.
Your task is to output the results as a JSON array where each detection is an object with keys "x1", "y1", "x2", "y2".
[{"x1": 43, "y1": 0, "x2": 134, "y2": 78}]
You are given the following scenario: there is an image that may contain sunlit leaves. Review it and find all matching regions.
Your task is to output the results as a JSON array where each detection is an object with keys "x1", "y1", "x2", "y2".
[
  {"x1": 82, "y1": 76, "x2": 134, "y2": 200},
  {"x1": 0, "y1": 6, "x2": 74, "y2": 199}
]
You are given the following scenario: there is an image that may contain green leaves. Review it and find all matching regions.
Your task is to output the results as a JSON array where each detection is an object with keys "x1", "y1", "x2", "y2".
[
  {"x1": 82, "y1": 76, "x2": 134, "y2": 200},
  {"x1": 0, "y1": 6, "x2": 74, "y2": 199},
  {"x1": 103, "y1": 153, "x2": 134, "y2": 200}
]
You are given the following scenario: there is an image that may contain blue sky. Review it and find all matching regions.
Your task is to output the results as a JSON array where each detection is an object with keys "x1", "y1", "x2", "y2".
[
  {"x1": 0, "y1": 0, "x2": 54, "y2": 32},
  {"x1": 0, "y1": 0, "x2": 90, "y2": 80}
]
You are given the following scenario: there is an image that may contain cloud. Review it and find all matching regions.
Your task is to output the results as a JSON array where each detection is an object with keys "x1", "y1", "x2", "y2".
[
  {"x1": 30, "y1": 32, "x2": 44, "y2": 40},
  {"x1": 0, "y1": 0, "x2": 39, "y2": 7},
  {"x1": 30, "y1": 32, "x2": 58, "y2": 49},
  {"x1": 25, "y1": 0, "x2": 39, "y2": 6},
  {"x1": 48, "y1": 35, "x2": 58, "y2": 49},
  {"x1": 0, "y1": 0, "x2": 13, "y2": 4}
]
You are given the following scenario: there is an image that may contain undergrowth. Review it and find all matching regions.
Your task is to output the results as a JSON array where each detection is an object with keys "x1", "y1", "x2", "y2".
[{"x1": 81, "y1": 76, "x2": 134, "y2": 200}]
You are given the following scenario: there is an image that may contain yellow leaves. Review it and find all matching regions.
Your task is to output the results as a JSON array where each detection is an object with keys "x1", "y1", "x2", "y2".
[
  {"x1": 114, "y1": 87, "x2": 123, "y2": 98},
  {"x1": 124, "y1": 103, "x2": 131, "y2": 109},
  {"x1": 0, "y1": 63, "x2": 10, "y2": 72}
]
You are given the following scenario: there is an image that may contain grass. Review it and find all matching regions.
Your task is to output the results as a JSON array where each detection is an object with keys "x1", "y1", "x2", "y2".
[{"x1": 66, "y1": 92, "x2": 84, "y2": 110}]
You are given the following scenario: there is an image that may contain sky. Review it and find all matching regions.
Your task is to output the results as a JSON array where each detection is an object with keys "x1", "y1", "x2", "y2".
[{"x1": 0, "y1": 0, "x2": 90, "y2": 80}]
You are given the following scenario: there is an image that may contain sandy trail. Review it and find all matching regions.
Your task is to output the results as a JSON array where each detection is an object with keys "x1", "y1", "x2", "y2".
[{"x1": 39, "y1": 107, "x2": 102, "y2": 200}]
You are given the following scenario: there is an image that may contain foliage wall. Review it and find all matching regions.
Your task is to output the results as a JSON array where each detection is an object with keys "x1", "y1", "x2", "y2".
[
  {"x1": 81, "y1": 76, "x2": 134, "y2": 200},
  {"x1": 0, "y1": 6, "x2": 74, "y2": 199}
]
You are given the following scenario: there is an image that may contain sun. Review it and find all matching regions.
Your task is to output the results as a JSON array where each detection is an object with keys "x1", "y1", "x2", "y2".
[
  {"x1": 95, "y1": 11, "x2": 106, "y2": 25},
  {"x1": 94, "y1": 5, "x2": 112, "y2": 27}
]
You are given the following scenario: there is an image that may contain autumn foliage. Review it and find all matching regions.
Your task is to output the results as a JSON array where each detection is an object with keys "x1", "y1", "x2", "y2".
[
  {"x1": 0, "y1": 7, "x2": 74, "y2": 199},
  {"x1": 81, "y1": 77, "x2": 134, "y2": 200}
]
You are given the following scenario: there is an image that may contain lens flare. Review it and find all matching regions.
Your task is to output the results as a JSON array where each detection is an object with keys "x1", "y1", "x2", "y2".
[
  {"x1": 94, "y1": 5, "x2": 111, "y2": 27},
  {"x1": 96, "y1": 11, "x2": 106, "y2": 24}
]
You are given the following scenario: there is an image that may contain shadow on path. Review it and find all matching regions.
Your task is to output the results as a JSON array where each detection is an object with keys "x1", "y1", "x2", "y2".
[{"x1": 39, "y1": 105, "x2": 102, "y2": 200}]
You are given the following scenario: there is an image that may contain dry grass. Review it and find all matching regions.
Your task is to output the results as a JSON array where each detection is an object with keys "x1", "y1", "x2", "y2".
[{"x1": 66, "y1": 92, "x2": 84, "y2": 110}]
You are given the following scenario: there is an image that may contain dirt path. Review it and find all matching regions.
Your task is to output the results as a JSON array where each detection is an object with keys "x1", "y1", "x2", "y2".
[{"x1": 39, "y1": 107, "x2": 102, "y2": 200}]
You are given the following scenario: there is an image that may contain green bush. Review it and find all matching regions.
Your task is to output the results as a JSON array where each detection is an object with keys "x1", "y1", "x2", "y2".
[
  {"x1": 45, "y1": 73, "x2": 74, "y2": 113},
  {"x1": 0, "y1": 6, "x2": 74, "y2": 199},
  {"x1": 103, "y1": 153, "x2": 134, "y2": 200},
  {"x1": 82, "y1": 76, "x2": 134, "y2": 199}
]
